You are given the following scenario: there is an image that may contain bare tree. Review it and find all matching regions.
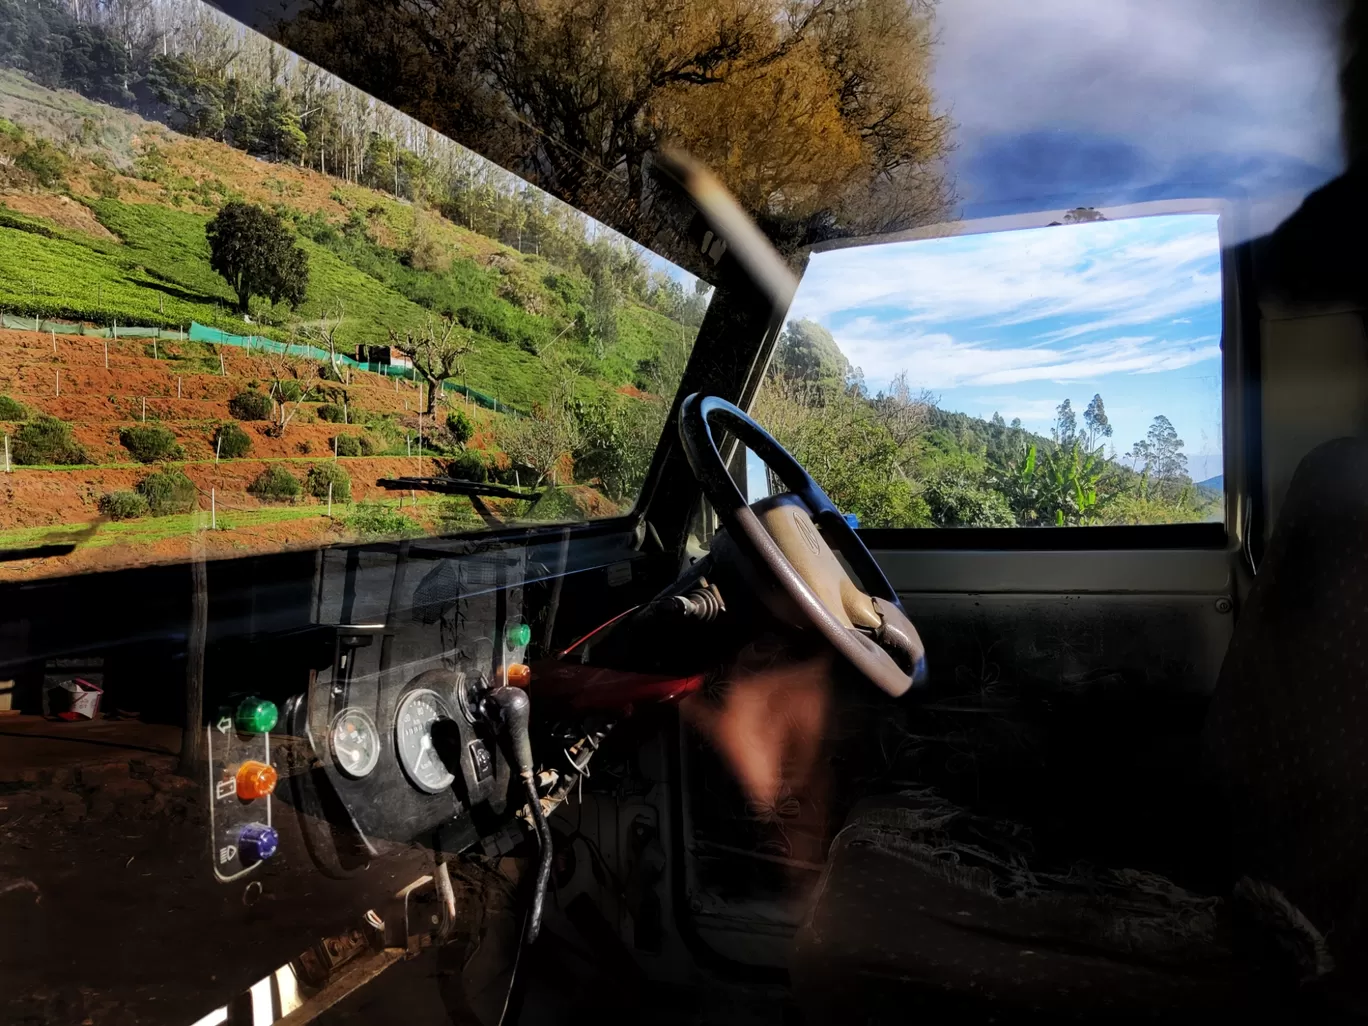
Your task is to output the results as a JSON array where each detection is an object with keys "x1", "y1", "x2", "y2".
[
  {"x1": 299, "y1": 306, "x2": 351, "y2": 384},
  {"x1": 257, "y1": 349, "x2": 317, "y2": 436},
  {"x1": 389, "y1": 317, "x2": 475, "y2": 415},
  {"x1": 495, "y1": 374, "x2": 581, "y2": 488},
  {"x1": 871, "y1": 371, "x2": 934, "y2": 450}
]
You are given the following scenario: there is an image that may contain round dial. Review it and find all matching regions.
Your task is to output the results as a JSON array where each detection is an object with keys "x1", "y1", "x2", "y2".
[
  {"x1": 330, "y1": 707, "x2": 381, "y2": 779},
  {"x1": 394, "y1": 689, "x2": 456, "y2": 794}
]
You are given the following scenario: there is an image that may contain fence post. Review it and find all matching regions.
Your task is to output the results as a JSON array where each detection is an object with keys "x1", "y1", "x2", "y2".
[
  {"x1": 153, "y1": 337, "x2": 158, "y2": 360},
  {"x1": 141, "y1": 397, "x2": 146, "y2": 423},
  {"x1": 211, "y1": 488, "x2": 216, "y2": 530},
  {"x1": 3, "y1": 434, "x2": 9, "y2": 473},
  {"x1": 334, "y1": 435, "x2": 338, "y2": 461},
  {"x1": 113, "y1": 320, "x2": 118, "y2": 340},
  {"x1": 103, "y1": 338, "x2": 108, "y2": 370},
  {"x1": 55, "y1": 370, "x2": 59, "y2": 397},
  {"x1": 215, "y1": 435, "x2": 221, "y2": 463},
  {"x1": 328, "y1": 481, "x2": 333, "y2": 517},
  {"x1": 220, "y1": 351, "x2": 225, "y2": 376},
  {"x1": 50, "y1": 329, "x2": 55, "y2": 354},
  {"x1": 178, "y1": 377, "x2": 182, "y2": 399}
]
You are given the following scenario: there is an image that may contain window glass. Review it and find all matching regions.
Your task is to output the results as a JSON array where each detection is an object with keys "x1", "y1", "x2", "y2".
[
  {"x1": 751, "y1": 213, "x2": 1223, "y2": 528},
  {"x1": 0, "y1": 10, "x2": 709, "y2": 582}
]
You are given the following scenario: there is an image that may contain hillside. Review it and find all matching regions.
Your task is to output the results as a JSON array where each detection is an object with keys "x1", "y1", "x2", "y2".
[
  {"x1": 0, "y1": 322, "x2": 620, "y2": 579},
  {"x1": 0, "y1": 70, "x2": 696, "y2": 408},
  {"x1": 0, "y1": 72, "x2": 701, "y2": 579},
  {"x1": 1197, "y1": 475, "x2": 1223, "y2": 494}
]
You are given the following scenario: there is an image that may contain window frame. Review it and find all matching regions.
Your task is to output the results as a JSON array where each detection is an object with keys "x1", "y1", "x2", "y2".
[{"x1": 739, "y1": 199, "x2": 1245, "y2": 554}]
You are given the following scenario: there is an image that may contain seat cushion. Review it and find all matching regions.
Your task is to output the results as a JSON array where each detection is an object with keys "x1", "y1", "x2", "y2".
[
  {"x1": 1203, "y1": 437, "x2": 1368, "y2": 972},
  {"x1": 792, "y1": 791, "x2": 1254, "y2": 1022}
]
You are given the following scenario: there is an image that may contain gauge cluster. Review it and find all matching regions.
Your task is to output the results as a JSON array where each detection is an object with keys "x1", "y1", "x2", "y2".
[
  {"x1": 394, "y1": 689, "x2": 457, "y2": 793},
  {"x1": 289, "y1": 546, "x2": 534, "y2": 859}
]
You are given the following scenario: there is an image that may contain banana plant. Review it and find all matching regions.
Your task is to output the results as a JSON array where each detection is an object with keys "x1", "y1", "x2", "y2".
[{"x1": 995, "y1": 439, "x2": 1102, "y2": 525}]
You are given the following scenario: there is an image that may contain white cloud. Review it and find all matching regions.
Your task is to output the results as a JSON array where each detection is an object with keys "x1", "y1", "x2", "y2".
[
  {"x1": 836, "y1": 327, "x2": 1220, "y2": 391},
  {"x1": 793, "y1": 215, "x2": 1222, "y2": 337}
]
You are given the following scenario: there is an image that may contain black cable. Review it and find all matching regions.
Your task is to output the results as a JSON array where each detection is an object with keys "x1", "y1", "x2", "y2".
[
  {"x1": 524, "y1": 776, "x2": 555, "y2": 946},
  {"x1": 480, "y1": 685, "x2": 554, "y2": 948}
]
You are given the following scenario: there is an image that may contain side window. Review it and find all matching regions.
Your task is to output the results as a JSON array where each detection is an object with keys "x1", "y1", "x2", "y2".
[
  {"x1": 750, "y1": 213, "x2": 1224, "y2": 528},
  {"x1": 0, "y1": 1, "x2": 710, "y2": 581}
]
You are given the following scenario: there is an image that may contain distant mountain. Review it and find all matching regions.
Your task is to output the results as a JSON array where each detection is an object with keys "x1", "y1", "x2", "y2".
[{"x1": 1196, "y1": 475, "x2": 1223, "y2": 493}]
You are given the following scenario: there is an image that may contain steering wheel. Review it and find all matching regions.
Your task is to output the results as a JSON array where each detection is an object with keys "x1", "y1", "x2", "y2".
[{"x1": 678, "y1": 394, "x2": 927, "y2": 698}]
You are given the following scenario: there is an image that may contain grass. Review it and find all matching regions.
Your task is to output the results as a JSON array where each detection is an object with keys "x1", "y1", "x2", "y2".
[{"x1": 0, "y1": 495, "x2": 459, "y2": 552}]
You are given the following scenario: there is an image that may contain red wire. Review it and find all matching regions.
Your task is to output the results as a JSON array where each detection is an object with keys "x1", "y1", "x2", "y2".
[{"x1": 556, "y1": 605, "x2": 639, "y2": 659}]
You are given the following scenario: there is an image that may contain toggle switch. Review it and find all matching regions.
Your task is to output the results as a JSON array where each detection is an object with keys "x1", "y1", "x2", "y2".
[
  {"x1": 236, "y1": 760, "x2": 277, "y2": 800},
  {"x1": 238, "y1": 822, "x2": 279, "y2": 865},
  {"x1": 235, "y1": 697, "x2": 278, "y2": 735}
]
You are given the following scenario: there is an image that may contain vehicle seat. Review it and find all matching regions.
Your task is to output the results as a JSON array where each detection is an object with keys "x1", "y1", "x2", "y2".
[{"x1": 792, "y1": 437, "x2": 1368, "y2": 1021}]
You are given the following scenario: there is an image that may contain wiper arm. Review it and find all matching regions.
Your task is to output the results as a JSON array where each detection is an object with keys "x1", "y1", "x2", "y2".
[{"x1": 375, "y1": 476, "x2": 543, "y2": 502}]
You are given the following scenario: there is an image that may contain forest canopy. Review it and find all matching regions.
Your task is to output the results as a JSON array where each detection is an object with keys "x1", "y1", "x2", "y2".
[
  {"x1": 754, "y1": 321, "x2": 1221, "y2": 529},
  {"x1": 269, "y1": 0, "x2": 954, "y2": 254}
]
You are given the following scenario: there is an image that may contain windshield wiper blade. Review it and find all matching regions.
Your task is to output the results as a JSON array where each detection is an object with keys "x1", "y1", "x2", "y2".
[
  {"x1": 0, "y1": 543, "x2": 78, "y2": 563},
  {"x1": 376, "y1": 476, "x2": 543, "y2": 502}
]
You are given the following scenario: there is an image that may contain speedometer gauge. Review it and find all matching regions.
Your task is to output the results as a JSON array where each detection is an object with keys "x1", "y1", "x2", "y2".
[
  {"x1": 331, "y1": 708, "x2": 380, "y2": 779},
  {"x1": 394, "y1": 689, "x2": 457, "y2": 793}
]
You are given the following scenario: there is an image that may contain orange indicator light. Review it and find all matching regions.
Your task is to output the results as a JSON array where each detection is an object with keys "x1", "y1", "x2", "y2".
[{"x1": 236, "y1": 760, "x2": 277, "y2": 800}]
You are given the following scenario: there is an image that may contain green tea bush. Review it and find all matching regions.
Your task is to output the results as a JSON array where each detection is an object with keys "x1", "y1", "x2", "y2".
[
  {"x1": 247, "y1": 465, "x2": 301, "y2": 502},
  {"x1": 137, "y1": 470, "x2": 197, "y2": 515},
  {"x1": 97, "y1": 490, "x2": 149, "y2": 520},
  {"x1": 119, "y1": 424, "x2": 182, "y2": 463},
  {"x1": 332, "y1": 434, "x2": 375, "y2": 457},
  {"x1": 0, "y1": 395, "x2": 27, "y2": 420},
  {"x1": 346, "y1": 501, "x2": 414, "y2": 538},
  {"x1": 445, "y1": 449, "x2": 486, "y2": 482},
  {"x1": 228, "y1": 389, "x2": 273, "y2": 421},
  {"x1": 10, "y1": 416, "x2": 87, "y2": 465},
  {"x1": 445, "y1": 410, "x2": 473, "y2": 447},
  {"x1": 316, "y1": 403, "x2": 346, "y2": 423},
  {"x1": 15, "y1": 139, "x2": 68, "y2": 187},
  {"x1": 213, "y1": 423, "x2": 252, "y2": 458},
  {"x1": 306, "y1": 463, "x2": 351, "y2": 502}
]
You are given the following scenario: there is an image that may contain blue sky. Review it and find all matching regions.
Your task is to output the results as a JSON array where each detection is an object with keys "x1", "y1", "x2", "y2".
[{"x1": 789, "y1": 214, "x2": 1225, "y2": 482}]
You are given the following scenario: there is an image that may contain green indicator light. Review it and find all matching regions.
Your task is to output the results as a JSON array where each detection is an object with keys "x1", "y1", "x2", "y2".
[
  {"x1": 236, "y1": 697, "x2": 279, "y2": 734},
  {"x1": 506, "y1": 623, "x2": 531, "y2": 648}
]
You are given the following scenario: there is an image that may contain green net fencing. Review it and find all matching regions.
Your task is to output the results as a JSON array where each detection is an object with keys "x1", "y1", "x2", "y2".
[
  {"x1": 0, "y1": 313, "x2": 188, "y2": 339},
  {"x1": 1, "y1": 314, "x2": 519, "y2": 415},
  {"x1": 185, "y1": 323, "x2": 516, "y2": 415}
]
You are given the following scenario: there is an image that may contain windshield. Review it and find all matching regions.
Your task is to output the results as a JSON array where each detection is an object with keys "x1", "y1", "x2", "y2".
[
  {"x1": 0, "y1": 8, "x2": 710, "y2": 582},
  {"x1": 745, "y1": 210, "x2": 1226, "y2": 528}
]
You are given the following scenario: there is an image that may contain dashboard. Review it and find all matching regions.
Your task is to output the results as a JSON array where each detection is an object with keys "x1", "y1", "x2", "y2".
[
  {"x1": 197, "y1": 528, "x2": 654, "y2": 885},
  {"x1": 203, "y1": 539, "x2": 535, "y2": 882}
]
